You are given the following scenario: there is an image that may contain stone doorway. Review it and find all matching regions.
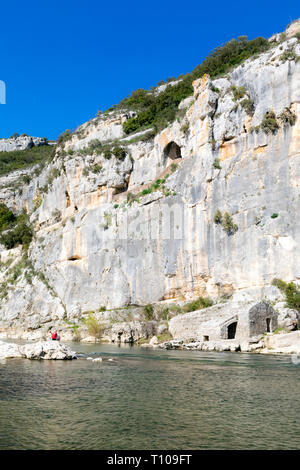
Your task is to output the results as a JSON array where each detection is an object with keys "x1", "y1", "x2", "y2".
[{"x1": 227, "y1": 322, "x2": 237, "y2": 339}]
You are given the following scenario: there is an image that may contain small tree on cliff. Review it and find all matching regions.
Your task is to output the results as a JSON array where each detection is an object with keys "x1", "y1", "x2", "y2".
[{"x1": 84, "y1": 313, "x2": 103, "y2": 342}]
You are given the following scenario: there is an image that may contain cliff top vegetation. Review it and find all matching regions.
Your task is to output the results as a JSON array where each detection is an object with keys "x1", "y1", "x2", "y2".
[
  {"x1": 0, "y1": 145, "x2": 55, "y2": 177},
  {"x1": 118, "y1": 36, "x2": 270, "y2": 136}
]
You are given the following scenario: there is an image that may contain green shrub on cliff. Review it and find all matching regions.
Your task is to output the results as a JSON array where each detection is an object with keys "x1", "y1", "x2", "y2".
[
  {"x1": 0, "y1": 209, "x2": 33, "y2": 250},
  {"x1": 183, "y1": 297, "x2": 213, "y2": 313},
  {"x1": 141, "y1": 188, "x2": 152, "y2": 196},
  {"x1": 214, "y1": 210, "x2": 238, "y2": 235},
  {"x1": 190, "y1": 36, "x2": 269, "y2": 80},
  {"x1": 180, "y1": 121, "x2": 190, "y2": 135},
  {"x1": 57, "y1": 129, "x2": 72, "y2": 145},
  {"x1": 241, "y1": 98, "x2": 255, "y2": 115},
  {"x1": 113, "y1": 146, "x2": 126, "y2": 160},
  {"x1": 213, "y1": 158, "x2": 222, "y2": 170},
  {"x1": 213, "y1": 210, "x2": 223, "y2": 224},
  {"x1": 231, "y1": 85, "x2": 246, "y2": 101},
  {"x1": 103, "y1": 149, "x2": 112, "y2": 160},
  {"x1": 0, "y1": 219, "x2": 33, "y2": 249},
  {"x1": 71, "y1": 325, "x2": 81, "y2": 342},
  {"x1": 0, "y1": 204, "x2": 15, "y2": 231},
  {"x1": 279, "y1": 108, "x2": 297, "y2": 126},
  {"x1": 272, "y1": 278, "x2": 300, "y2": 312},
  {"x1": 143, "y1": 304, "x2": 154, "y2": 320},
  {"x1": 122, "y1": 79, "x2": 193, "y2": 135},
  {"x1": 279, "y1": 49, "x2": 300, "y2": 62},
  {"x1": 90, "y1": 164, "x2": 102, "y2": 173},
  {"x1": 261, "y1": 111, "x2": 279, "y2": 134},
  {"x1": 0, "y1": 145, "x2": 54, "y2": 176},
  {"x1": 121, "y1": 36, "x2": 269, "y2": 136},
  {"x1": 222, "y1": 212, "x2": 238, "y2": 235},
  {"x1": 119, "y1": 89, "x2": 155, "y2": 111},
  {"x1": 83, "y1": 313, "x2": 103, "y2": 342}
]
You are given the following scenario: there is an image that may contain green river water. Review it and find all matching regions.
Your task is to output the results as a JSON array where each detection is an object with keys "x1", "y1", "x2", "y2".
[{"x1": 0, "y1": 342, "x2": 299, "y2": 449}]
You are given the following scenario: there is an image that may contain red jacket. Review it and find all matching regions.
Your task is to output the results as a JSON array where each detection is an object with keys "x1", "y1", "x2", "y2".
[{"x1": 51, "y1": 332, "x2": 58, "y2": 340}]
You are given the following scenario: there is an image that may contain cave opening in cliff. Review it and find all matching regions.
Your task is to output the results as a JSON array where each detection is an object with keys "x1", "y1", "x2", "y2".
[
  {"x1": 114, "y1": 182, "x2": 128, "y2": 195},
  {"x1": 227, "y1": 321, "x2": 237, "y2": 339},
  {"x1": 266, "y1": 318, "x2": 271, "y2": 333},
  {"x1": 65, "y1": 191, "x2": 71, "y2": 208},
  {"x1": 68, "y1": 255, "x2": 81, "y2": 261},
  {"x1": 163, "y1": 141, "x2": 181, "y2": 164}
]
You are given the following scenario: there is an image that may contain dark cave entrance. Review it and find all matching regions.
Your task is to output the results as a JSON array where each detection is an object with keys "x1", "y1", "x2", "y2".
[
  {"x1": 227, "y1": 322, "x2": 237, "y2": 339},
  {"x1": 163, "y1": 141, "x2": 181, "y2": 165}
]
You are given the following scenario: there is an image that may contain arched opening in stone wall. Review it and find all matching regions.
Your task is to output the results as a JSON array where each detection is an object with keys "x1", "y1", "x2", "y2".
[
  {"x1": 227, "y1": 321, "x2": 237, "y2": 339},
  {"x1": 163, "y1": 141, "x2": 181, "y2": 165}
]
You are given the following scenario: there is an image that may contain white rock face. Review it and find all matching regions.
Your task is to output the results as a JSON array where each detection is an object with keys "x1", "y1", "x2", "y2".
[
  {"x1": 276, "y1": 305, "x2": 299, "y2": 331},
  {"x1": 286, "y1": 19, "x2": 300, "y2": 38},
  {"x1": 264, "y1": 331, "x2": 300, "y2": 354},
  {"x1": 65, "y1": 113, "x2": 126, "y2": 151},
  {"x1": 1, "y1": 30, "x2": 300, "y2": 332},
  {"x1": 149, "y1": 335, "x2": 159, "y2": 345},
  {"x1": 0, "y1": 136, "x2": 47, "y2": 152},
  {"x1": 103, "y1": 321, "x2": 156, "y2": 343},
  {"x1": 0, "y1": 341, "x2": 23, "y2": 358},
  {"x1": 158, "y1": 338, "x2": 250, "y2": 352},
  {"x1": 155, "y1": 79, "x2": 182, "y2": 95},
  {"x1": 0, "y1": 340, "x2": 76, "y2": 359},
  {"x1": 157, "y1": 323, "x2": 168, "y2": 334},
  {"x1": 178, "y1": 96, "x2": 194, "y2": 110}
]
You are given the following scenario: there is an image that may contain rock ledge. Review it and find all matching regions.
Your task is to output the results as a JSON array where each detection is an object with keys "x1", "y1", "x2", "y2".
[{"x1": 0, "y1": 340, "x2": 77, "y2": 360}]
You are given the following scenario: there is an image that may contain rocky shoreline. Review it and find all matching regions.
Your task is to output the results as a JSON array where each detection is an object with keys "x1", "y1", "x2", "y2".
[
  {"x1": 0, "y1": 340, "x2": 77, "y2": 360},
  {"x1": 1, "y1": 328, "x2": 300, "y2": 361},
  {"x1": 1, "y1": 281, "x2": 299, "y2": 359},
  {"x1": 151, "y1": 331, "x2": 300, "y2": 355}
]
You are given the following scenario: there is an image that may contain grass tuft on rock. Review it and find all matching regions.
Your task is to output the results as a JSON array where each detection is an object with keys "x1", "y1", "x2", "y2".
[{"x1": 182, "y1": 297, "x2": 213, "y2": 313}]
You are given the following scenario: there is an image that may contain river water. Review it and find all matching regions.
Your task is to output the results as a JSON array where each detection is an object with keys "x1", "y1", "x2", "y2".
[{"x1": 0, "y1": 342, "x2": 299, "y2": 449}]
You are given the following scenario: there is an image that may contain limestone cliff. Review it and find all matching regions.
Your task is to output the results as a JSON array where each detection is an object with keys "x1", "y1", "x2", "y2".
[
  {"x1": 1, "y1": 23, "x2": 300, "y2": 334},
  {"x1": 0, "y1": 135, "x2": 48, "y2": 152}
]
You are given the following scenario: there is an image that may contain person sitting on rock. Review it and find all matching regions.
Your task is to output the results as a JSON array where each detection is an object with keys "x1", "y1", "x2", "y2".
[{"x1": 51, "y1": 330, "x2": 58, "y2": 341}]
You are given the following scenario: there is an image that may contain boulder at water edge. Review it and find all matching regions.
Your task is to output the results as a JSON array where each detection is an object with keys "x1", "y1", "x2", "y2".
[{"x1": 0, "y1": 340, "x2": 77, "y2": 360}]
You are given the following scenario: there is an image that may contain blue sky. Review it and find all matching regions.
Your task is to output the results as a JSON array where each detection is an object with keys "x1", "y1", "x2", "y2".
[{"x1": 0, "y1": 0, "x2": 299, "y2": 140}]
